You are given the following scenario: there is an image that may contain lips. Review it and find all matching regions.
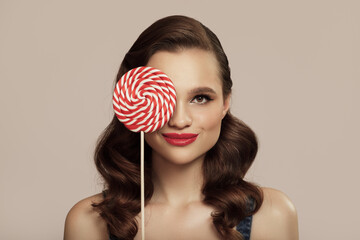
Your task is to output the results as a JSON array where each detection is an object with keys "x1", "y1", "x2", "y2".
[{"x1": 162, "y1": 133, "x2": 198, "y2": 146}]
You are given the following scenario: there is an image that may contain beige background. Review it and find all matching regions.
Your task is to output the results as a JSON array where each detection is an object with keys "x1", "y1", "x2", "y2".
[{"x1": 1, "y1": 0, "x2": 359, "y2": 239}]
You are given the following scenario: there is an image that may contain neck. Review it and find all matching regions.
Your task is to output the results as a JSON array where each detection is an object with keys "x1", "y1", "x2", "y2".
[{"x1": 150, "y1": 153, "x2": 204, "y2": 207}]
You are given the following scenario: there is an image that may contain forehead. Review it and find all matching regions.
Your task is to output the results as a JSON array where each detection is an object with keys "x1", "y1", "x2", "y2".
[{"x1": 146, "y1": 49, "x2": 223, "y2": 95}]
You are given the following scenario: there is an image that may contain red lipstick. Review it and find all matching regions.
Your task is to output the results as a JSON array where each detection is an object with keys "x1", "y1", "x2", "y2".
[{"x1": 162, "y1": 133, "x2": 198, "y2": 146}]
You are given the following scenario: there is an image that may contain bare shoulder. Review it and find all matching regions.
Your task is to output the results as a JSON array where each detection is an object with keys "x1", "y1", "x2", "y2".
[
  {"x1": 64, "y1": 193, "x2": 108, "y2": 240},
  {"x1": 251, "y1": 187, "x2": 299, "y2": 240}
]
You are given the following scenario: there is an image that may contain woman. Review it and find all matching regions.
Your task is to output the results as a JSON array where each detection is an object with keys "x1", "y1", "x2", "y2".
[{"x1": 64, "y1": 15, "x2": 298, "y2": 240}]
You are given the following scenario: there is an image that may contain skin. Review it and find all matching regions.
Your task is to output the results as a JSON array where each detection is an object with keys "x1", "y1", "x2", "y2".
[{"x1": 64, "y1": 49, "x2": 299, "y2": 240}]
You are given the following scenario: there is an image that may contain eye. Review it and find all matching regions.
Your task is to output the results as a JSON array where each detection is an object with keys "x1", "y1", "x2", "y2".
[{"x1": 191, "y1": 95, "x2": 212, "y2": 104}]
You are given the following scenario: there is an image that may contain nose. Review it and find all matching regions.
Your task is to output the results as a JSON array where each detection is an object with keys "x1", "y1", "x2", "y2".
[{"x1": 167, "y1": 102, "x2": 192, "y2": 129}]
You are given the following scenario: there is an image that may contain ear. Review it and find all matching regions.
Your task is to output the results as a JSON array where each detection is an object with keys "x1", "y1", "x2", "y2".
[{"x1": 222, "y1": 94, "x2": 231, "y2": 119}]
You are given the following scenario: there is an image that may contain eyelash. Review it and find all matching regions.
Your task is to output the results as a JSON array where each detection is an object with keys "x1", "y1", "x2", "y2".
[{"x1": 190, "y1": 94, "x2": 213, "y2": 104}]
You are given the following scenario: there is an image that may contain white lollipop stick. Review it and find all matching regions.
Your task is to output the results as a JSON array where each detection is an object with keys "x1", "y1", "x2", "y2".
[{"x1": 141, "y1": 131, "x2": 145, "y2": 240}]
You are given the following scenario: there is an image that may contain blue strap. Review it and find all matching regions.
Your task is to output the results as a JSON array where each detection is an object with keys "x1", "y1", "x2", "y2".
[{"x1": 236, "y1": 215, "x2": 253, "y2": 240}]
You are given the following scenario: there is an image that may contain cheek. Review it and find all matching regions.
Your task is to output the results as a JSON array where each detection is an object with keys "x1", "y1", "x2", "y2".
[
  {"x1": 144, "y1": 132, "x2": 159, "y2": 149},
  {"x1": 193, "y1": 106, "x2": 224, "y2": 130},
  {"x1": 198, "y1": 113, "x2": 223, "y2": 151}
]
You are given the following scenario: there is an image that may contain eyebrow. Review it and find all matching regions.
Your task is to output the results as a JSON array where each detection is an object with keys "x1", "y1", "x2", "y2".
[{"x1": 188, "y1": 87, "x2": 217, "y2": 95}]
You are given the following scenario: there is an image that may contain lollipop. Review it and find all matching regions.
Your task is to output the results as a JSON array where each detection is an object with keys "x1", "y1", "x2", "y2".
[
  {"x1": 112, "y1": 66, "x2": 176, "y2": 240},
  {"x1": 113, "y1": 66, "x2": 176, "y2": 133}
]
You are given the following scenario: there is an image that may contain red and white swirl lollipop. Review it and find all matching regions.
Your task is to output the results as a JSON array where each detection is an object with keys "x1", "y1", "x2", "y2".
[
  {"x1": 113, "y1": 66, "x2": 176, "y2": 133},
  {"x1": 112, "y1": 66, "x2": 176, "y2": 240}
]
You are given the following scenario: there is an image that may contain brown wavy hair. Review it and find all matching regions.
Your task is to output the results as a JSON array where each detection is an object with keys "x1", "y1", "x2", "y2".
[{"x1": 92, "y1": 15, "x2": 263, "y2": 240}]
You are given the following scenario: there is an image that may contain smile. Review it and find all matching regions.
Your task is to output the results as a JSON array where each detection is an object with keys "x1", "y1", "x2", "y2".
[{"x1": 162, "y1": 133, "x2": 199, "y2": 146}]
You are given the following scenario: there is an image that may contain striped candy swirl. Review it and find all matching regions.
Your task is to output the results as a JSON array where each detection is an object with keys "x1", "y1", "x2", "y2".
[{"x1": 113, "y1": 66, "x2": 176, "y2": 133}]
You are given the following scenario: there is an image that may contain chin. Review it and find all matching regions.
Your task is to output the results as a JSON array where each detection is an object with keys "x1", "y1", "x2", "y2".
[{"x1": 158, "y1": 151, "x2": 205, "y2": 166}]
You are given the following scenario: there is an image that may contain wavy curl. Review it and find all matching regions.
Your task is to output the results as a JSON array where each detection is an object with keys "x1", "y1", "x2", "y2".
[{"x1": 92, "y1": 15, "x2": 263, "y2": 240}]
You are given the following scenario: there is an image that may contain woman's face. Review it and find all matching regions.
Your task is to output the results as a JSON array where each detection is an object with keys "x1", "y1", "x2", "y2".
[{"x1": 145, "y1": 48, "x2": 230, "y2": 166}]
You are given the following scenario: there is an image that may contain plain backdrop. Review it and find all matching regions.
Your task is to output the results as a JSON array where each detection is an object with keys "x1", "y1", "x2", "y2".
[{"x1": 1, "y1": 0, "x2": 359, "y2": 239}]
